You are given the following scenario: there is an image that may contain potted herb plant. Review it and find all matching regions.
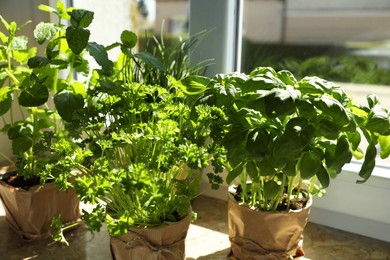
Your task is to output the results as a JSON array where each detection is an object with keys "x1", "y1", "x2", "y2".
[
  {"x1": 0, "y1": 2, "x2": 103, "y2": 240},
  {"x1": 49, "y1": 26, "x2": 225, "y2": 258},
  {"x1": 178, "y1": 66, "x2": 390, "y2": 258}
]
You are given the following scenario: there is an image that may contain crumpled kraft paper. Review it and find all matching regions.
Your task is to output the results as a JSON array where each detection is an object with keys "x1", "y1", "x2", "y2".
[
  {"x1": 0, "y1": 166, "x2": 81, "y2": 241},
  {"x1": 110, "y1": 214, "x2": 191, "y2": 260},
  {"x1": 228, "y1": 196, "x2": 312, "y2": 260}
]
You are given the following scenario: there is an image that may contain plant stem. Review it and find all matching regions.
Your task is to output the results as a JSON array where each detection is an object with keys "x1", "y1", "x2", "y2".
[
  {"x1": 307, "y1": 175, "x2": 318, "y2": 194},
  {"x1": 286, "y1": 175, "x2": 296, "y2": 210},
  {"x1": 239, "y1": 169, "x2": 247, "y2": 204},
  {"x1": 272, "y1": 174, "x2": 287, "y2": 211},
  {"x1": 4, "y1": 68, "x2": 20, "y2": 85}
]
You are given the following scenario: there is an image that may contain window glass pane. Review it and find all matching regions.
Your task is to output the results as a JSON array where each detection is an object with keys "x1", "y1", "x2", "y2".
[
  {"x1": 241, "y1": 0, "x2": 390, "y2": 166},
  {"x1": 241, "y1": 0, "x2": 390, "y2": 88},
  {"x1": 138, "y1": 0, "x2": 189, "y2": 48}
]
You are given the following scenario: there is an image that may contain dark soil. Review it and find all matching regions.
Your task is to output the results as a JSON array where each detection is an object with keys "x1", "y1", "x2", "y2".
[
  {"x1": 231, "y1": 184, "x2": 309, "y2": 211},
  {"x1": 2, "y1": 170, "x2": 41, "y2": 190}
]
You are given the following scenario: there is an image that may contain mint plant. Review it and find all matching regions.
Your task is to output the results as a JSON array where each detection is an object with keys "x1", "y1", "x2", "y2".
[{"x1": 0, "y1": 2, "x2": 112, "y2": 187}]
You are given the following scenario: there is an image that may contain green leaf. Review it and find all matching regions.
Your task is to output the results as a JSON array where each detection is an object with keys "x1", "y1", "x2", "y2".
[
  {"x1": 86, "y1": 42, "x2": 113, "y2": 75},
  {"x1": 245, "y1": 161, "x2": 259, "y2": 182},
  {"x1": 299, "y1": 76, "x2": 330, "y2": 95},
  {"x1": 223, "y1": 126, "x2": 249, "y2": 168},
  {"x1": 10, "y1": 36, "x2": 28, "y2": 51},
  {"x1": 28, "y1": 56, "x2": 50, "y2": 68},
  {"x1": 264, "y1": 88, "x2": 300, "y2": 117},
  {"x1": 272, "y1": 117, "x2": 314, "y2": 161},
  {"x1": 12, "y1": 136, "x2": 33, "y2": 154},
  {"x1": 357, "y1": 144, "x2": 377, "y2": 183},
  {"x1": 352, "y1": 148, "x2": 364, "y2": 160},
  {"x1": 316, "y1": 165, "x2": 330, "y2": 188},
  {"x1": 57, "y1": 2, "x2": 72, "y2": 20},
  {"x1": 72, "y1": 81, "x2": 87, "y2": 98},
  {"x1": 325, "y1": 134, "x2": 352, "y2": 173},
  {"x1": 0, "y1": 87, "x2": 12, "y2": 116},
  {"x1": 366, "y1": 94, "x2": 379, "y2": 109},
  {"x1": 364, "y1": 107, "x2": 390, "y2": 135},
  {"x1": 379, "y1": 135, "x2": 390, "y2": 159},
  {"x1": 316, "y1": 116, "x2": 340, "y2": 138},
  {"x1": 38, "y1": 4, "x2": 58, "y2": 14},
  {"x1": 263, "y1": 180, "x2": 280, "y2": 200},
  {"x1": 54, "y1": 89, "x2": 84, "y2": 122},
  {"x1": 296, "y1": 100, "x2": 317, "y2": 119},
  {"x1": 277, "y1": 70, "x2": 298, "y2": 86},
  {"x1": 69, "y1": 9, "x2": 94, "y2": 28},
  {"x1": 249, "y1": 67, "x2": 277, "y2": 77},
  {"x1": 346, "y1": 131, "x2": 361, "y2": 150},
  {"x1": 300, "y1": 150, "x2": 322, "y2": 179},
  {"x1": 312, "y1": 95, "x2": 350, "y2": 127},
  {"x1": 246, "y1": 128, "x2": 269, "y2": 161},
  {"x1": 0, "y1": 15, "x2": 10, "y2": 30},
  {"x1": 34, "y1": 22, "x2": 60, "y2": 44},
  {"x1": 135, "y1": 52, "x2": 166, "y2": 71},
  {"x1": 9, "y1": 22, "x2": 16, "y2": 35},
  {"x1": 256, "y1": 158, "x2": 277, "y2": 176},
  {"x1": 7, "y1": 123, "x2": 33, "y2": 140},
  {"x1": 226, "y1": 164, "x2": 243, "y2": 185},
  {"x1": 120, "y1": 30, "x2": 137, "y2": 49},
  {"x1": 18, "y1": 83, "x2": 49, "y2": 107},
  {"x1": 177, "y1": 75, "x2": 210, "y2": 95},
  {"x1": 38, "y1": 118, "x2": 54, "y2": 129},
  {"x1": 66, "y1": 26, "x2": 90, "y2": 54},
  {"x1": 242, "y1": 75, "x2": 281, "y2": 92},
  {"x1": 0, "y1": 31, "x2": 6, "y2": 43},
  {"x1": 282, "y1": 159, "x2": 297, "y2": 176}
]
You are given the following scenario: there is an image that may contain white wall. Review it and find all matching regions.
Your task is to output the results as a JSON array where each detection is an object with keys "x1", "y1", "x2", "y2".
[{"x1": 72, "y1": 0, "x2": 134, "y2": 58}]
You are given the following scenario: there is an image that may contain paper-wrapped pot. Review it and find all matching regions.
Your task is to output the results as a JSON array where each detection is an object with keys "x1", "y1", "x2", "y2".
[
  {"x1": 228, "y1": 194, "x2": 312, "y2": 259},
  {"x1": 0, "y1": 166, "x2": 81, "y2": 241},
  {"x1": 110, "y1": 214, "x2": 191, "y2": 260}
]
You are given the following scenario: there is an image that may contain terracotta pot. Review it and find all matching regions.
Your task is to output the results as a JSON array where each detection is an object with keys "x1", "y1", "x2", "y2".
[
  {"x1": 0, "y1": 166, "x2": 81, "y2": 241},
  {"x1": 110, "y1": 214, "x2": 191, "y2": 260},
  {"x1": 228, "y1": 193, "x2": 312, "y2": 260}
]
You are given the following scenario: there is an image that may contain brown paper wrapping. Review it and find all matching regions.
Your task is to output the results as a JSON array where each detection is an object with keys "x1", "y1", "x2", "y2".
[
  {"x1": 228, "y1": 196, "x2": 312, "y2": 260},
  {"x1": 0, "y1": 166, "x2": 81, "y2": 241},
  {"x1": 110, "y1": 214, "x2": 191, "y2": 260}
]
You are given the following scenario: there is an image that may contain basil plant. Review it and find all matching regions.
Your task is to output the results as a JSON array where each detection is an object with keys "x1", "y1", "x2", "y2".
[{"x1": 179, "y1": 67, "x2": 390, "y2": 211}]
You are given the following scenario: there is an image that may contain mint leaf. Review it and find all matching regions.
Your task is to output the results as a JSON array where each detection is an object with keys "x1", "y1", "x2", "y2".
[
  {"x1": 120, "y1": 30, "x2": 137, "y2": 48},
  {"x1": 54, "y1": 89, "x2": 84, "y2": 122},
  {"x1": 69, "y1": 9, "x2": 94, "y2": 28},
  {"x1": 86, "y1": 42, "x2": 113, "y2": 75},
  {"x1": 66, "y1": 26, "x2": 90, "y2": 54},
  {"x1": 34, "y1": 22, "x2": 60, "y2": 44}
]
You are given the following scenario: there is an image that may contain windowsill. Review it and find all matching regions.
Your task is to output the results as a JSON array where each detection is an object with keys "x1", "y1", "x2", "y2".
[
  {"x1": 1, "y1": 196, "x2": 390, "y2": 259},
  {"x1": 344, "y1": 160, "x2": 390, "y2": 181},
  {"x1": 200, "y1": 159, "x2": 390, "y2": 243}
]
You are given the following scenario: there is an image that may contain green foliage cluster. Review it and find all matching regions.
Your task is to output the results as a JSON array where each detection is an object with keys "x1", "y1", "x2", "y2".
[
  {"x1": 0, "y1": 2, "x2": 86, "y2": 182},
  {"x1": 63, "y1": 29, "x2": 226, "y2": 235},
  {"x1": 0, "y1": 2, "x2": 225, "y2": 244},
  {"x1": 179, "y1": 67, "x2": 390, "y2": 211},
  {"x1": 279, "y1": 55, "x2": 390, "y2": 85}
]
